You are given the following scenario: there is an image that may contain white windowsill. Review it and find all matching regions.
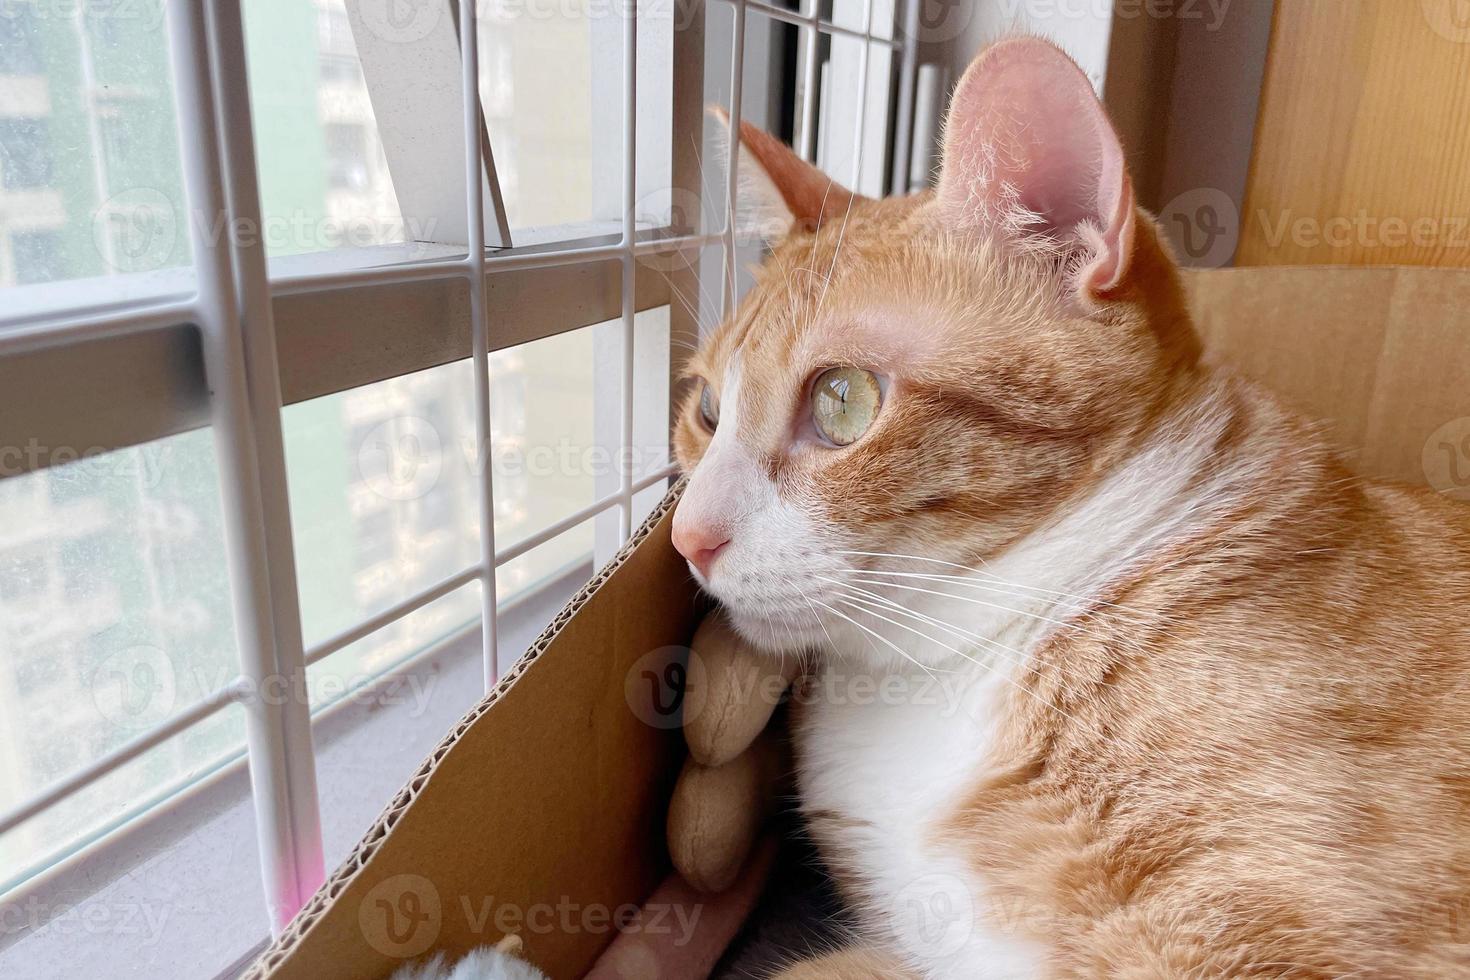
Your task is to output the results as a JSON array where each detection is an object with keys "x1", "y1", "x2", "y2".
[{"x1": 0, "y1": 221, "x2": 668, "y2": 332}]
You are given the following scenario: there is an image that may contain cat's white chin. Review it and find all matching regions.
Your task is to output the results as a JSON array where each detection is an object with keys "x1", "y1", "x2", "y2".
[{"x1": 723, "y1": 606, "x2": 828, "y2": 657}]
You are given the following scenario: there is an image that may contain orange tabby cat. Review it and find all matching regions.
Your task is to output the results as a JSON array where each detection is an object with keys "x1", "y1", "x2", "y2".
[{"x1": 670, "y1": 37, "x2": 1470, "y2": 979}]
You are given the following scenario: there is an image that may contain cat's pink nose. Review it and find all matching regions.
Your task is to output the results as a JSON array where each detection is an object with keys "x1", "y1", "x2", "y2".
[{"x1": 672, "y1": 521, "x2": 730, "y2": 579}]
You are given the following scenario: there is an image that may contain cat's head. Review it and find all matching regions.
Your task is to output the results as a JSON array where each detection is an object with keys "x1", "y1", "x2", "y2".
[{"x1": 671, "y1": 38, "x2": 1201, "y2": 658}]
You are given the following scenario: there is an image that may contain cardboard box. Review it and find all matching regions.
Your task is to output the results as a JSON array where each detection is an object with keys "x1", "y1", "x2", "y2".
[{"x1": 244, "y1": 267, "x2": 1470, "y2": 979}]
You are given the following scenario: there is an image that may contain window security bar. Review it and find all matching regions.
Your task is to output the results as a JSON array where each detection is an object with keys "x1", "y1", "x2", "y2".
[{"x1": 0, "y1": 0, "x2": 917, "y2": 951}]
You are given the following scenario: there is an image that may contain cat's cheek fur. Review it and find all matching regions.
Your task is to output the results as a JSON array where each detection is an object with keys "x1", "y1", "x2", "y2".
[{"x1": 675, "y1": 361, "x2": 864, "y2": 654}]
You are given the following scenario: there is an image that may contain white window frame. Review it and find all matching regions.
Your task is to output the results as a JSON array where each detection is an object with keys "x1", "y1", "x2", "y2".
[{"x1": 0, "y1": 0, "x2": 920, "y2": 971}]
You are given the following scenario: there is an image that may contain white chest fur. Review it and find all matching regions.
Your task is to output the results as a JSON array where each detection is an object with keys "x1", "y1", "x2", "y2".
[{"x1": 794, "y1": 656, "x2": 1046, "y2": 980}]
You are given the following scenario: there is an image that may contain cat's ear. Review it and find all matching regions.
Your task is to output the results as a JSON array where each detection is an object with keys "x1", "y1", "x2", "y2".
[
  {"x1": 936, "y1": 37, "x2": 1136, "y2": 299},
  {"x1": 712, "y1": 107, "x2": 865, "y2": 242}
]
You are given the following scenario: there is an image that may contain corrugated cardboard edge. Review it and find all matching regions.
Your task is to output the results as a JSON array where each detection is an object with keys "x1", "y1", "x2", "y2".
[{"x1": 243, "y1": 481, "x2": 692, "y2": 979}]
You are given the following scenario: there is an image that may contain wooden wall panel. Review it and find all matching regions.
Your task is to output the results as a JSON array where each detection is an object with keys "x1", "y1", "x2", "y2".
[{"x1": 1239, "y1": 0, "x2": 1470, "y2": 267}]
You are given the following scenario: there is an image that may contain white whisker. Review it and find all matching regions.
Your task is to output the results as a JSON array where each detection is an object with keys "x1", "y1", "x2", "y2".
[
  {"x1": 829, "y1": 595, "x2": 1091, "y2": 729},
  {"x1": 809, "y1": 596, "x2": 946, "y2": 678},
  {"x1": 832, "y1": 580, "x2": 1034, "y2": 672},
  {"x1": 837, "y1": 550, "x2": 1178, "y2": 629},
  {"x1": 839, "y1": 575, "x2": 1084, "y2": 634}
]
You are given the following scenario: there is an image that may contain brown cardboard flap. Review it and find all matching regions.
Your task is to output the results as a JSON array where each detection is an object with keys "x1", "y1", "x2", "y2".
[
  {"x1": 1184, "y1": 266, "x2": 1470, "y2": 488},
  {"x1": 246, "y1": 486, "x2": 699, "y2": 980}
]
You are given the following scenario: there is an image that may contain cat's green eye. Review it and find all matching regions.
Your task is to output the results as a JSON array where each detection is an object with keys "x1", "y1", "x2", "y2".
[
  {"x1": 699, "y1": 383, "x2": 720, "y2": 431},
  {"x1": 812, "y1": 367, "x2": 882, "y2": 447}
]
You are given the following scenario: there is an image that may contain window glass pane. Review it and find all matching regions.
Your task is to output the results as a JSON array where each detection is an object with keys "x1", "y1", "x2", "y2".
[
  {"x1": 284, "y1": 359, "x2": 480, "y2": 651},
  {"x1": 0, "y1": 707, "x2": 245, "y2": 895},
  {"x1": 476, "y1": 2, "x2": 599, "y2": 232},
  {"x1": 306, "y1": 583, "x2": 480, "y2": 713},
  {"x1": 285, "y1": 324, "x2": 605, "y2": 655},
  {"x1": 491, "y1": 327, "x2": 599, "y2": 552},
  {"x1": 243, "y1": 0, "x2": 407, "y2": 257},
  {"x1": 495, "y1": 516, "x2": 594, "y2": 613},
  {"x1": 0, "y1": 430, "x2": 242, "y2": 888},
  {"x1": 0, "y1": 0, "x2": 190, "y2": 289}
]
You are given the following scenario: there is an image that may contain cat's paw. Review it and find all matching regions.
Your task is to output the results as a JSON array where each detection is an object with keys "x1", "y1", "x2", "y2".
[{"x1": 388, "y1": 936, "x2": 546, "y2": 980}]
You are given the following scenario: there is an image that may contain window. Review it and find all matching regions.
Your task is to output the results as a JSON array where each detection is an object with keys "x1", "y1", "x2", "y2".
[
  {"x1": 324, "y1": 122, "x2": 370, "y2": 192},
  {"x1": 0, "y1": 0, "x2": 190, "y2": 292},
  {"x1": 0, "y1": 6, "x2": 42, "y2": 75},
  {"x1": 0, "y1": 118, "x2": 52, "y2": 189},
  {"x1": 243, "y1": 0, "x2": 408, "y2": 258},
  {"x1": 9, "y1": 229, "x2": 63, "y2": 284},
  {"x1": 0, "y1": 0, "x2": 917, "y2": 976}
]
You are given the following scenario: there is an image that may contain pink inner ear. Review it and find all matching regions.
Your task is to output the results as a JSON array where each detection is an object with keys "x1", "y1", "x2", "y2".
[{"x1": 939, "y1": 38, "x2": 1134, "y2": 293}]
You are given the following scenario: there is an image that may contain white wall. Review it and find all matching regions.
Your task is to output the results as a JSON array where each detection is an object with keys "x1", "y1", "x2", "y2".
[{"x1": 922, "y1": 0, "x2": 1116, "y2": 94}]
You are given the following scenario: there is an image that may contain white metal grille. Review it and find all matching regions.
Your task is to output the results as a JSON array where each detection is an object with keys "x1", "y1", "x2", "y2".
[{"x1": 0, "y1": 0, "x2": 918, "y2": 953}]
